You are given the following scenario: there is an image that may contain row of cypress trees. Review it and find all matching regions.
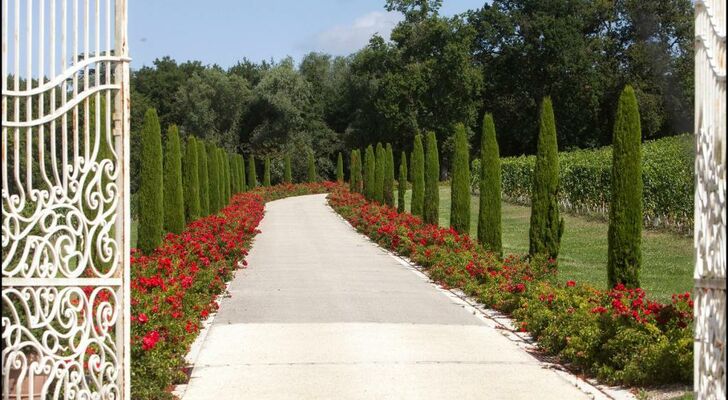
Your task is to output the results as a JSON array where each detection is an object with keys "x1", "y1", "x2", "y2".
[{"x1": 341, "y1": 86, "x2": 641, "y2": 289}]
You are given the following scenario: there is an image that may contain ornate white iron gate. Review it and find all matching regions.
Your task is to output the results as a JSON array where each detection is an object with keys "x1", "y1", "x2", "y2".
[
  {"x1": 694, "y1": 0, "x2": 726, "y2": 399},
  {"x1": 1, "y1": 0, "x2": 130, "y2": 399}
]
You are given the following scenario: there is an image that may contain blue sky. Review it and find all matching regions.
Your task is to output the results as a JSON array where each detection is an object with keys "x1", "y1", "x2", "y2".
[{"x1": 129, "y1": 0, "x2": 483, "y2": 69}]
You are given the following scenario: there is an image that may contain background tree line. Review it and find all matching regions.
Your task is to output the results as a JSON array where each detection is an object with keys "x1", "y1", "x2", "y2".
[{"x1": 129, "y1": 0, "x2": 693, "y2": 195}]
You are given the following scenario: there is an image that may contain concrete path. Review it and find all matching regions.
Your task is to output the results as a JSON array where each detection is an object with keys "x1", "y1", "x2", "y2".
[{"x1": 182, "y1": 194, "x2": 589, "y2": 400}]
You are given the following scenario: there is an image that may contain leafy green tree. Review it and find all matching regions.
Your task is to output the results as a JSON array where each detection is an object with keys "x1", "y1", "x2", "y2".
[
  {"x1": 138, "y1": 109, "x2": 164, "y2": 253},
  {"x1": 364, "y1": 145, "x2": 376, "y2": 200},
  {"x1": 307, "y1": 150, "x2": 317, "y2": 182},
  {"x1": 336, "y1": 152, "x2": 344, "y2": 182},
  {"x1": 608, "y1": 86, "x2": 643, "y2": 288},
  {"x1": 374, "y1": 143, "x2": 385, "y2": 203},
  {"x1": 398, "y1": 151, "x2": 408, "y2": 212},
  {"x1": 264, "y1": 156, "x2": 272, "y2": 186},
  {"x1": 163, "y1": 125, "x2": 185, "y2": 234},
  {"x1": 450, "y1": 123, "x2": 470, "y2": 233},
  {"x1": 183, "y1": 136, "x2": 201, "y2": 221},
  {"x1": 384, "y1": 144, "x2": 395, "y2": 207},
  {"x1": 410, "y1": 134, "x2": 425, "y2": 216},
  {"x1": 207, "y1": 143, "x2": 220, "y2": 213},
  {"x1": 284, "y1": 154, "x2": 292, "y2": 183},
  {"x1": 529, "y1": 97, "x2": 564, "y2": 259},
  {"x1": 197, "y1": 140, "x2": 209, "y2": 216},
  {"x1": 248, "y1": 156, "x2": 258, "y2": 189},
  {"x1": 477, "y1": 113, "x2": 502, "y2": 255},
  {"x1": 423, "y1": 131, "x2": 440, "y2": 225}
]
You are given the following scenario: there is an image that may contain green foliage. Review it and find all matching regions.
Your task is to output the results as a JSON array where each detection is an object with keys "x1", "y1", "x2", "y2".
[
  {"x1": 283, "y1": 154, "x2": 292, "y2": 183},
  {"x1": 240, "y1": 154, "x2": 247, "y2": 191},
  {"x1": 196, "y1": 140, "x2": 209, "y2": 216},
  {"x1": 336, "y1": 152, "x2": 344, "y2": 182},
  {"x1": 608, "y1": 86, "x2": 643, "y2": 288},
  {"x1": 248, "y1": 156, "x2": 258, "y2": 189},
  {"x1": 477, "y1": 113, "x2": 502, "y2": 256},
  {"x1": 350, "y1": 149, "x2": 362, "y2": 193},
  {"x1": 489, "y1": 135, "x2": 693, "y2": 233},
  {"x1": 138, "y1": 109, "x2": 164, "y2": 253},
  {"x1": 263, "y1": 156, "x2": 272, "y2": 186},
  {"x1": 384, "y1": 144, "x2": 395, "y2": 207},
  {"x1": 163, "y1": 125, "x2": 186, "y2": 234},
  {"x1": 410, "y1": 134, "x2": 425, "y2": 216},
  {"x1": 450, "y1": 123, "x2": 470, "y2": 233},
  {"x1": 529, "y1": 98, "x2": 564, "y2": 259},
  {"x1": 374, "y1": 143, "x2": 385, "y2": 203},
  {"x1": 207, "y1": 144, "x2": 220, "y2": 214},
  {"x1": 307, "y1": 150, "x2": 317, "y2": 182},
  {"x1": 231, "y1": 153, "x2": 239, "y2": 194},
  {"x1": 183, "y1": 136, "x2": 201, "y2": 221},
  {"x1": 423, "y1": 131, "x2": 440, "y2": 225},
  {"x1": 364, "y1": 145, "x2": 376, "y2": 200},
  {"x1": 398, "y1": 151, "x2": 408, "y2": 213}
]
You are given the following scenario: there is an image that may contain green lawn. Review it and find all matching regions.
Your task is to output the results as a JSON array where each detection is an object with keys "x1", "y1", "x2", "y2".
[{"x1": 398, "y1": 186, "x2": 693, "y2": 302}]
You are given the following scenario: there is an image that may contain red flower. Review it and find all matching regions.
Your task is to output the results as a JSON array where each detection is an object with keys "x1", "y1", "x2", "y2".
[
  {"x1": 142, "y1": 330, "x2": 160, "y2": 351},
  {"x1": 137, "y1": 313, "x2": 148, "y2": 324},
  {"x1": 566, "y1": 280, "x2": 576, "y2": 287}
]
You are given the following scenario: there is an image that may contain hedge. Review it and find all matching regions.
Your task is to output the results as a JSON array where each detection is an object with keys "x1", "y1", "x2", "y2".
[{"x1": 471, "y1": 135, "x2": 694, "y2": 234}]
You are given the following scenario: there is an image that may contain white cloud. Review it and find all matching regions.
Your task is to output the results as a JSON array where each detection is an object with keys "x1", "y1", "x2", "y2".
[{"x1": 312, "y1": 11, "x2": 403, "y2": 55}]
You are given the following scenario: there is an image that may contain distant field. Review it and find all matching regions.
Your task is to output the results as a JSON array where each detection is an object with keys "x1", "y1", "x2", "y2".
[{"x1": 398, "y1": 186, "x2": 694, "y2": 302}]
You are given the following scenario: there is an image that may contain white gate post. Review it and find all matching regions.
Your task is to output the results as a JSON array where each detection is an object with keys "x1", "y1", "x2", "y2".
[{"x1": 694, "y1": 1, "x2": 726, "y2": 399}]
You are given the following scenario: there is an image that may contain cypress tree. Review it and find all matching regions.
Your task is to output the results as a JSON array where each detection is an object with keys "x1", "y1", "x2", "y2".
[
  {"x1": 216, "y1": 149, "x2": 225, "y2": 206},
  {"x1": 183, "y1": 136, "x2": 201, "y2": 222},
  {"x1": 364, "y1": 145, "x2": 376, "y2": 200},
  {"x1": 138, "y1": 109, "x2": 164, "y2": 253},
  {"x1": 197, "y1": 140, "x2": 209, "y2": 216},
  {"x1": 284, "y1": 154, "x2": 292, "y2": 184},
  {"x1": 423, "y1": 131, "x2": 440, "y2": 225},
  {"x1": 248, "y1": 156, "x2": 257, "y2": 189},
  {"x1": 374, "y1": 143, "x2": 385, "y2": 203},
  {"x1": 608, "y1": 85, "x2": 643, "y2": 288},
  {"x1": 237, "y1": 155, "x2": 244, "y2": 191},
  {"x1": 163, "y1": 125, "x2": 185, "y2": 234},
  {"x1": 207, "y1": 143, "x2": 220, "y2": 213},
  {"x1": 349, "y1": 150, "x2": 359, "y2": 192},
  {"x1": 450, "y1": 123, "x2": 470, "y2": 234},
  {"x1": 263, "y1": 156, "x2": 272, "y2": 186},
  {"x1": 231, "y1": 153, "x2": 239, "y2": 194},
  {"x1": 410, "y1": 134, "x2": 425, "y2": 217},
  {"x1": 477, "y1": 113, "x2": 502, "y2": 256},
  {"x1": 239, "y1": 154, "x2": 247, "y2": 191},
  {"x1": 307, "y1": 150, "x2": 317, "y2": 182},
  {"x1": 384, "y1": 144, "x2": 395, "y2": 207},
  {"x1": 223, "y1": 151, "x2": 231, "y2": 204},
  {"x1": 398, "y1": 151, "x2": 408, "y2": 213},
  {"x1": 528, "y1": 97, "x2": 564, "y2": 259},
  {"x1": 336, "y1": 152, "x2": 344, "y2": 183}
]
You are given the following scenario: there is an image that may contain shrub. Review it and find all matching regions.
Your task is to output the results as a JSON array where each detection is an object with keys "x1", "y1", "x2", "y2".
[
  {"x1": 608, "y1": 86, "x2": 643, "y2": 288},
  {"x1": 384, "y1": 144, "x2": 395, "y2": 207},
  {"x1": 410, "y1": 134, "x2": 425, "y2": 217},
  {"x1": 482, "y1": 135, "x2": 693, "y2": 233},
  {"x1": 196, "y1": 140, "x2": 209, "y2": 216},
  {"x1": 424, "y1": 131, "x2": 440, "y2": 225},
  {"x1": 364, "y1": 145, "x2": 375, "y2": 200},
  {"x1": 263, "y1": 156, "x2": 272, "y2": 186},
  {"x1": 248, "y1": 155, "x2": 258, "y2": 189},
  {"x1": 374, "y1": 143, "x2": 385, "y2": 203},
  {"x1": 336, "y1": 152, "x2": 344, "y2": 183},
  {"x1": 183, "y1": 136, "x2": 201, "y2": 221},
  {"x1": 206, "y1": 144, "x2": 220, "y2": 214},
  {"x1": 284, "y1": 154, "x2": 292, "y2": 184},
  {"x1": 529, "y1": 97, "x2": 564, "y2": 259},
  {"x1": 450, "y1": 123, "x2": 470, "y2": 234},
  {"x1": 398, "y1": 151, "x2": 408, "y2": 213},
  {"x1": 478, "y1": 113, "x2": 502, "y2": 256},
  {"x1": 138, "y1": 109, "x2": 164, "y2": 254},
  {"x1": 307, "y1": 150, "x2": 317, "y2": 182}
]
